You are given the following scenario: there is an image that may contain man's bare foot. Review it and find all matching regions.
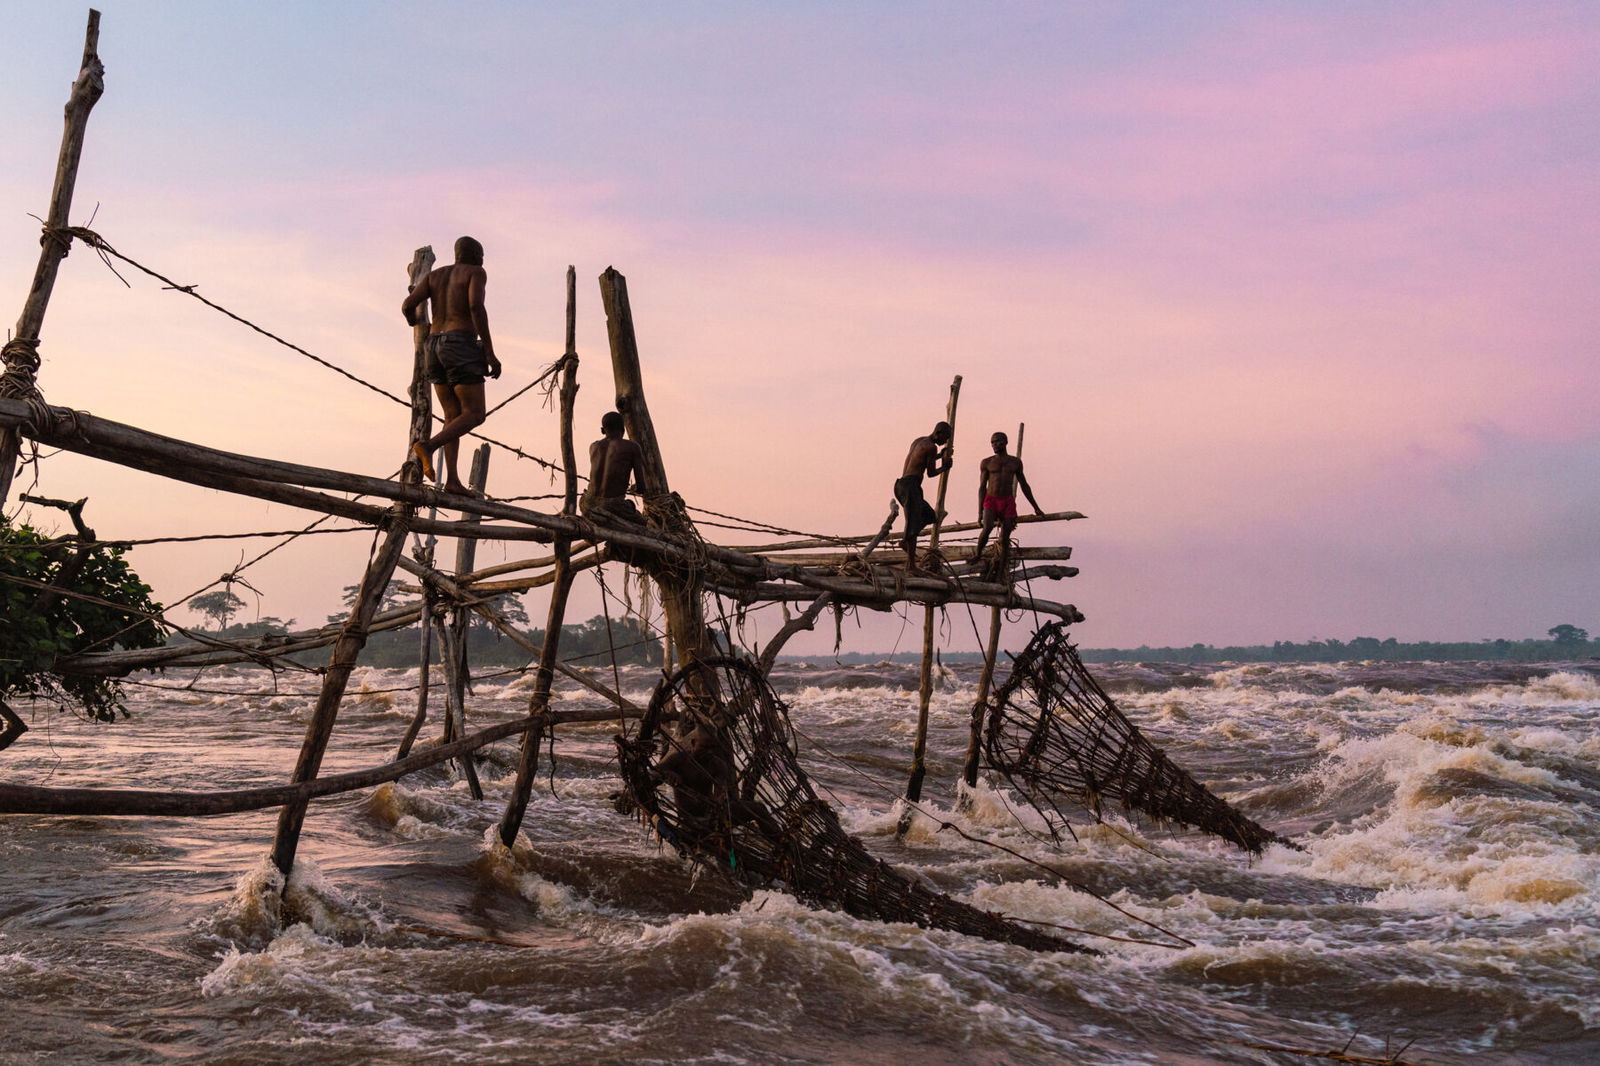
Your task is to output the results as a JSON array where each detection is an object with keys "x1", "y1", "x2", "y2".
[
  {"x1": 411, "y1": 442, "x2": 437, "y2": 482},
  {"x1": 442, "y1": 480, "x2": 469, "y2": 495}
]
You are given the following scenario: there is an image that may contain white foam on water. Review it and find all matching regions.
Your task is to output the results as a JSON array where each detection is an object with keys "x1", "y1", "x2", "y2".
[
  {"x1": 200, "y1": 920, "x2": 340, "y2": 997},
  {"x1": 627, "y1": 891, "x2": 1095, "y2": 1059},
  {"x1": 207, "y1": 854, "x2": 287, "y2": 945}
]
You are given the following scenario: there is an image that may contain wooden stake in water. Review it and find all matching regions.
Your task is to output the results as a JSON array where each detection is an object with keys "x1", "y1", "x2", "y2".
[
  {"x1": 963, "y1": 421, "x2": 1023, "y2": 791},
  {"x1": 268, "y1": 248, "x2": 431, "y2": 884},
  {"x1": 899, "y1": 374, "x2": 961, "y2": 835},
  {"x1": 498, "y1": 269, "x2": 581, "y2": 846}
]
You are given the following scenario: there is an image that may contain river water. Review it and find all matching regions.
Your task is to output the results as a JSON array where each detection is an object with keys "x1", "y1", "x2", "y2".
[{"x1": 3, "y1": 658, "x2": 1598, "y2": 1064}]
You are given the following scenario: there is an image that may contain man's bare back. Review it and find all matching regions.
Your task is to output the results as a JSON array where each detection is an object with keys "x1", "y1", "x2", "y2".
[
  {"x1": 902, "y1": 435, "x2": 943, "y2": 479},
  {"x1": 590, "y1": 436, "x2": 643, "y2": 499},
  {"x1": 581, "y1": 411, "x2": 645, "y2": 522},
  {"x1": 417, "y1": 262, "x2": 486, "y2": 335}
]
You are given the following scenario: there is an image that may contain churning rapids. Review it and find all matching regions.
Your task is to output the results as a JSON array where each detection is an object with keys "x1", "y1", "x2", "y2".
[{"x1": 3, "y1": 658, "x2": 1599, "y2": 1065}]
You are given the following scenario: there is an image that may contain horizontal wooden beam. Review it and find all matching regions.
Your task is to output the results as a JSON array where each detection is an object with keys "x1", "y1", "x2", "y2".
[
  {"x1": 12, "y1": 396, "x2": 1083, "y2": 633},
  {"x1": 725, "y1": 511, "x2": 1086, "y2": 553},
  {"x1": 753, "y1": 544, "x2": 1074, "y2": 567},
  {"x1": 0, "y1": 706, "x2": 630, "y2": 817}
]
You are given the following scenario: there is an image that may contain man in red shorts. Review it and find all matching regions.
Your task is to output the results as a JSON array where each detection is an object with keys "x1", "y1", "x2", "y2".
[{"x1": 974, "y1": 430, "x2": 1042, "y2": 568}]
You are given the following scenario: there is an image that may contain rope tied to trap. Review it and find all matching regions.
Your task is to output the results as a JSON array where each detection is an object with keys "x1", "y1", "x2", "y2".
[
  {"x1": 982, "y1": 621, "x2": 1296, "y2": 854},
  {"x1": 615, "y1": 655, "x2": 1097, "y2": 954}
]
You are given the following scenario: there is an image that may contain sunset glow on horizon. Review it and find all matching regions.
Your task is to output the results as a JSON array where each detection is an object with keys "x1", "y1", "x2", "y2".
[{"x1": 3, "y1": 2, "x2": 1596, "y2": 653}]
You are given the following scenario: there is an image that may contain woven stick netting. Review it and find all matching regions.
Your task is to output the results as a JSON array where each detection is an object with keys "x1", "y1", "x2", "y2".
[
  {"x1": 616, "y1": 656, "x2": 1093, "y2": 954},
  {"x1": 982, "y1": 622, "x2": 1293, "y2": 854}
]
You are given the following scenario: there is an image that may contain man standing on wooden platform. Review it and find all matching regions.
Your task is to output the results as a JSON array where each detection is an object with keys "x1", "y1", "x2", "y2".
[
  {"x1": 895, "y1": 421, "x2": 952, "y2": 572},
  {"x1": 581, "y1": 411, "x2": 646, "y2": 524},
  {"x1": 401, "y1": 236, "x2": 501, "y2": 494},
  {"x1": 974, "y1": 430, "x2": 1042, "y2": 569}
]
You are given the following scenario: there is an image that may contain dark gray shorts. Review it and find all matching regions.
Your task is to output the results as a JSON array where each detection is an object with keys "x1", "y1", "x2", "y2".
[{"x1": 425, "y1": 330, "x2": 487, "y2": 386}]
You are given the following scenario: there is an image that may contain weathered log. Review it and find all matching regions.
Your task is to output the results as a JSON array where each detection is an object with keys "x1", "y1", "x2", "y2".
[
  {"x1": 0, "y1": 706, "x2": 634, "y2": 817},
  {"x1": 55, "y1": 601, "x2": 427, "y2": 676},
  {"x1": 444, "y1": 444, "x2": 491, "y2": 799},
  {"x1": 599, "y1": 266, "x2": 711, "y2": 672},
  {"x1": 706, "y1": 578, "x2": 1083, "y2": 623},
  {"x1": 267, "y1": 250, "x2": 433, "y2": 880},
  {"x1": 394, "y1": 556, "x2": 640, "y2": 715},
  {"x1": 270, "y1": 507, "x2": 415, "y2": 879},
  {"x1": 1, "y1": 10, "x2": 104, "y2": 506},
  {"x1": 757, "y1": 593, "x2": 836, "y2": 673},
  {"x1": 396, "y1": 246, "x2": 438, "y2": 760}
]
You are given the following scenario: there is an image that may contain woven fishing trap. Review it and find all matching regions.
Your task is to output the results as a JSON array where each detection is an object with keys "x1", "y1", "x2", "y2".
[
  {"x1": 982, "y1": 622, "x2": 1293, "y2": 854},
  {"x1": 615, "y1": 656, "x2": 1094, "y2": 954}
]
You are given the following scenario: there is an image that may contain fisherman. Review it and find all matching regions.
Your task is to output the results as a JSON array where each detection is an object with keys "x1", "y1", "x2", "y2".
[
  {"x1": 895, "y1": 421, "x2": 952, "y2": 571},
  {"x1": 401, "y1": 236, "x2": 501, "y2": 494},
  {"x1": 973, "y1": 430, "x2": 1042, "y2": 568},
  {"x1": 581, "y1": 411, "x2": 646, "y2": 523}
]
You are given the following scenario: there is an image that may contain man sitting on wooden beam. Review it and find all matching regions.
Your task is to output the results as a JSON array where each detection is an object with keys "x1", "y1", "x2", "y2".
[
  {"x1": 581, "y1": 411, "x2": 646, "y2": 525},
  {"x1": 402, "y1": 235, "x2": 501, "y2": 494}
]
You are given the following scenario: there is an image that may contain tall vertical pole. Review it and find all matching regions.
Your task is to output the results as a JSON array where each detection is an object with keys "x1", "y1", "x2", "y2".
[
  {"x1": 498, "y1": 267, "x2": 582, "y2": 846},
  {"x1": 962, "y1": 421, "x2": 1023, "y2": 791},
  {"x1": 396, "y1": 248, "x2": 437, "y2": 759},
  {"x1": 1, "y1": 10, "x2": 105, "y2": 507},
  {"x1": 268, "y1": 248, "x2": 430, "y2": 883},
  {"x1": 441, "y1": 444, "x2": 489, "y2": 798},
  {"x1": 899, "y1": 375, "x2": 962, "y2": 834},
  {"x1": 597, "y1": 267, "x2": 708, "y2": 671}
]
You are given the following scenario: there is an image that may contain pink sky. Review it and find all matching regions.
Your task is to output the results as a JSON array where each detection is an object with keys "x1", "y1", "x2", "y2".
[{"x1": 3, "y1": 2, "x2": 1597, "y2": 653}]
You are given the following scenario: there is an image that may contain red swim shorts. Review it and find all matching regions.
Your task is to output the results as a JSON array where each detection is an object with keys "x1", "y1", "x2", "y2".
[{"x1": 982, "y1": 494, "x2": 1018, "y2": 520}]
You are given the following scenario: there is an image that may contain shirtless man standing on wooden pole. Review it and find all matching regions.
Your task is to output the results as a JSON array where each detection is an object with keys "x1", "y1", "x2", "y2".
[
  {"x1": 401, "y1": 236, "x2": 501, "y2": 494},
  {"x1": 974, "y1": 430, "x2": 1042, "y2": 567},
  {"x1": 580, "y1": 411, "x2": 645, "y2": 523},
  {"x1": 895, "y1": 421, "x2": 952, "y2": 571}
]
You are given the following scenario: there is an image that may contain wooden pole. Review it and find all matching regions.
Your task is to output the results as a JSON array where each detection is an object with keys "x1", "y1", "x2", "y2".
[
  {"x1": 396, "y1": 246, "x2": 437, "y2": 760},
  {"x1": 395, "y1": 556, "x2": 640, "y2": 714},
  {"x1": 1, "y1": 10, "x2": 105, "y2": 507},
  {"x1": 900, "y1": 375, "x2": 962, "y2": 834},
  {"x1": 597, "y1": 267, "x2": 711, "y2": 671},
  {"x1": 963, "y1": 420, "x2": 1025, "y2": 791},
  {"x1": 497, "y1": 295, "x2": 581, "y2": 846},
  {"x1": 439, "y1": 444, "x2": 490, "y2": 799},
  {"x1": 267, "y1": 249, "x2": 430, "y2": 882}
]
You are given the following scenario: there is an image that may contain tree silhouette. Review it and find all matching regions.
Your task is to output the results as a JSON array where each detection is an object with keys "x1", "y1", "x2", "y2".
[
  {"x1": 190, "y1": 589, "x2": 246, "y2": 630},
  {"x1": 1548, "y1": 624, "x2": 1590, "y2": 646}
]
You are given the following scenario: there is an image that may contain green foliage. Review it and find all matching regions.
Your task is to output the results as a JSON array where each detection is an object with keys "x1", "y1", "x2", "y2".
[{"x1": 0, "y1": 517, "x2": 165, "y2": 722}]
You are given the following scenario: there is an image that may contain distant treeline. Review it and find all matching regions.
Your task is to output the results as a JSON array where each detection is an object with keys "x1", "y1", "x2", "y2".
[
  {"x1": 791, "y1": 630, "x2": 1599, "y2": 665},
  {"x1": 1081, "y1": 634, "x2": 1599, "y2": 664},
  {"x1": 181, "y1": 614, "x2": 661, "y2": 670}
]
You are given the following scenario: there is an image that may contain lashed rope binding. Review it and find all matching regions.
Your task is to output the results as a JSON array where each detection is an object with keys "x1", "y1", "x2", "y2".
[
  {"x1": 616, "y1": 656, "x2": 1095, "y2": 954},
  {"x1": 983, "y1": 622, "x2": 1295, "y2": 854}
]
